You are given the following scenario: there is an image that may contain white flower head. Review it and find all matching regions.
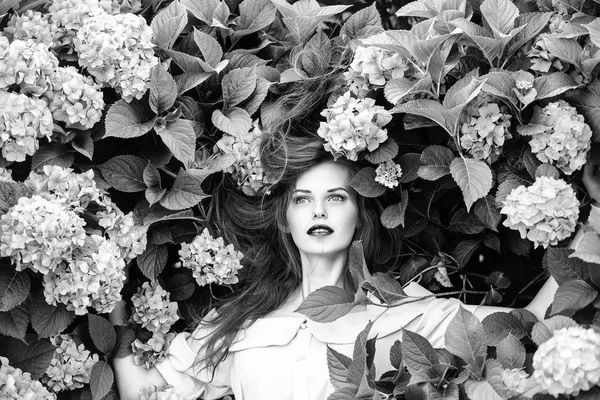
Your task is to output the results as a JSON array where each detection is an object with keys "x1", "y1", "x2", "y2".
[
  {"x1": 131, "y1": 281, "x2": 180, "y2": 334},
  {"x1": 318, "y1": 91, "x2": 392, "y2": 161},
  {"x1": 533, "y1": 326, "x2": 600, "y2": 397},
  {"x1": 500, "y1": 176, "x2": 579, "y2": 248},
  {"x1": 502, "y1": 368, "x2": 529, "y2": 395},
  {"x1": 138, "y1": 385, "x2": 185, "y2": 400},
  {"x1": 4, "y1": 10, "x2": 58, "y2": 47},
  {"x1": 0, "y1": 356, "x2": 56, "y2": 400},
  {"x1": 132, "y1": 332, "x2": 176, "y2": 369},
  {"x1": 179, "y1": 228, "x2": 244, "y2": 286},
  {"x1": 42, "y1": 334, "x2": 98, "y2": 392},
  {"x1": 345, "y1": 45, "x2": 409, "y2": 95},
  {"x1": 375, "y1": 160, "x2": 402, "y2": 188}
]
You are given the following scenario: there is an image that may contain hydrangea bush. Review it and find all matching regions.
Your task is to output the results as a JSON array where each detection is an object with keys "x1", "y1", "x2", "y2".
[{"x1": 0, "y1": 0, "x2": 599, "y2": 399}]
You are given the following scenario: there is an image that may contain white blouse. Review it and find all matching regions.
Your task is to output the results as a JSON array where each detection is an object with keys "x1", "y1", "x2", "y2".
[{"x1": 155, "y1": 283, "x2": 479, "y2": 400}]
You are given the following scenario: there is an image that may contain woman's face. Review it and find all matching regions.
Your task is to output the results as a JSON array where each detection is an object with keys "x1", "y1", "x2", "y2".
[{"x1": 285, "y1": 161, "x2": 359, "y2": 261}]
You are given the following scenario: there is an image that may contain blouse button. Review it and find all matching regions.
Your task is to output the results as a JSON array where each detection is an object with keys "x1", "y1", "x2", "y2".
[{"x1": 300, "y1": 320, "x2": 307, "y2": 329}]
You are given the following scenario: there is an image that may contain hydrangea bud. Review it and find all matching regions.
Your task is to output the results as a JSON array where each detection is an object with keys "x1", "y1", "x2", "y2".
[
  {"x1": 344, "y1": 46, "x2": 409, "y2": 95},
  {"x1": 74, "y1": 11, "x2": 158, "y2": 101},
  {"x1": 459, "y1": 95, "x2": 512, "y2": 163},
  {"x1": 0, "y1": 90, "x2": 53, "y2": 162},
  {"x1": 4, "y1": 10, "x2": 58, "y2": 47},
  {"x1": 524, "y1": 100, "x2": 592, "y2": 175},
  {"x1": 130, "y1": 281, "x2": 179, "y2": 334},
  {"x1": 132, "y1": 332, "x2": 176, "y2": 369},
  {"x1": 318, "y1": 91, "x2": 392, "y2": 161},
  {"x1": 375, "y1": 161, "x2": 402, "y2": 188},
  {"x1": 500, "y1": 177, "x2": 579, "y2": 248},
  {"x1": 138, "y1": 385, "x2": 185, "y2": 400},
  {"x1": 43, "y1": 66, "x2": 104, "y2": 130},
  {"x1": 215, "y1": 121, "x2": 271, "y2": 196},
  {"x1": 527, "y1": 37, "x2": 563, "y2": 73},
  {"x1": 42, "y1": 335, "x2": 98, "y2": 392},
  {"x1": 179, "y1": 228, "x2": 244, "y2": 286},
  {"x1": 43, "y1": 235, "x2": 126, "y2": 314},
  {"x1": 0, "y1": 167, "x2": 13, "y2": 182},
  {"x1": 502, "y1": 368, "x2": 529, "y2": 395},
  {"x1": 533, "y1": 326, "x2": 600, "y2": 397},
  {"x1": 0, "y1": 195, "x2": 87, "y2": 274},
  {"x1": 0, "y1": 356, "x2": 56, "y2": 400}
]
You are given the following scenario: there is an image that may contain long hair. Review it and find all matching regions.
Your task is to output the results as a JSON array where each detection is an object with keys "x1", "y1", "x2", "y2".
[{"x1": 193, "y1": 57, "x2": 401, "y2": 375}]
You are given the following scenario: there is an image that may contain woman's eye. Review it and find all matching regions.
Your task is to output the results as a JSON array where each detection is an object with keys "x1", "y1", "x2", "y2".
[
  {"x1": 329, "y1": 194, "x2": 345, "y2": 202},
  {"x1": 294, "y1": 196, "x2": 309, "y2": 204}
]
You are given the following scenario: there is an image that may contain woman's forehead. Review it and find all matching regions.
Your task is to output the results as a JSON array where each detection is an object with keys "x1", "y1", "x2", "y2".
[{"x1": 293, "y1": 161, "x2": 353, "y2": 190}]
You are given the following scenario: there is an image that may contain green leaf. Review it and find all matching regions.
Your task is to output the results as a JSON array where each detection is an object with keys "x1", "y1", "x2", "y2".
[
  {"x1": 0, "y1": 304, "x2": 28, "y2": 341},
  {"x1": 72, "y1": 131, "x2": 94, "y2": 160},
  {"x1": 159, "y1": 168, "x2": 210, "y2": 210},
  {"x1": 359, "y1": 30, "x2": 417, "y2": 61},
  {"x1": 212, "y1": 107, "x2": 252, "y2": 136},
  {"x1": 90, "y1": 360, "x2": 114, "y2": 400},
  {"x1": 147, "y1": 225, "x2": 173, "y2": 245},
  {"x1": 450, "y1": 18, "x2": 503, "y2": 64},
  {"x1": 418, "y1": 145, "x2": 454, "y2": 181},
  {"x1": 243, "y1": 77, "x2": 271, "y2": 117},
  {"x1": 88, "y1": 314, "x2": 116, "y2": 354},
  {"x1": 0, "y1": 266, "x2": 29, "y2": 312},
  {"x1": 340, "y1": 3, "x2": 382, "y2": 39},
  {"x1": 0, "y1": 181, "x2": 31, "y2": 214},
  {"x1": 449, "y1": 208, "x2": 487, "y2": 235},
  {"x1": 483, "y1": 232, "x2": 501, "y2": 253},
  {"x1": 368, "y1": 273, "x2": 407, "y2": 304},
  {"x1": 480, "y1": 0, "x2": 519, "y2": 37},
  {"x1": 151, "y1": 0, "x2": 187, "y2": 49},
  {"x1": 137, "y1": 244, "x2": 168, "y2": 280},
  {"x1": 146, "y1": 187, "x2": 167, "y2": 206},
  {"x1": 450, "y1": 157, "x2": 493, "y2": 212},
  {"x1": 401, "y1": 329, "x2": 439, "y2": 374},
  {"x1": 295, "y1": 286, "x2": 356, "y2": 323},
  {"x1": 398, "y1": 153, "x2": 421, "y2": 183},
  {"x1": 506, "y1": 12, "x2": 553, "y2": 59},
  {"x1": 481, "y1": 312, "x2": 527, "y2": 345},
  {"x1": 531, "y1": 315, "x2": 578, "y2": 346},
  {"x1": 211, "y1": 2, "x2": 231, "y2": 30},
  {"x1": 105, "y1": 100, "x2": 155, "y2": 139},
  {"x1": 473, "y1": 195, "x2": 501, "y2": 232},
  {"x1": 167, "y1": 274, "x2": 195, "y2": 301},
  {"x1": 143, "y1": 162, "x2": 161, "y2": 188},
  {"x1": 564, "y1": 81, "x2": 600, "y2": 141},
  {"x1": 193, "y1": 28, "x2": 223, "y2": 67},
  {"x1": 233, "y1": 0, "x2": 277, "y2": 37},
  {"x1": 453, "y1": 239, "x2": 481, "y2": 267},
  {"x1": 445, "y1": 306, "x2": 487, "y2": 363},
  {"x1": 327, "y1": 345, "x2": 353, "y2": 390},
  {"x1": 30, "y1": 293, "x2": 75, "y2": 338},
  {"x1": 550, "y1": 280, "x2": 598, "y2": 316},
  {"x1": 31, "y1": 143, "x2": 74, "y2": 170},
  {"x1": 149, "y1": 65, "x2": 178, "y2": 114},
  {"x1": 181, "y1": 0, "x2": 220, "y2": 25},
  {"x1": 174, "y1": 72, "x2": 214, "y2": 95},
  {"x1": 364, "y1": 140, "x2": 399, "y2": 164},
  {"x1": 381, "y1": 191, "x2": 409, "y2": 229},
  {"x1": 496, "y1": 334, "x2": 525, "y2": 369},
  {"x1": 570, "y1": 232, "x2": 600, "y2": 264},
  {"x1": 99, "y1": 155, "x2": 147, "y2": 192},
  {"x1": 464, "y1": 377, "x2": 503, "y2": 400},
  {"x1": 392, "y1": 99, "x2": 449, "y2": 134},
  {"x1": 543, "y1": 247, "x2": 590, "y2": 285},
  {"x1": 157, "y1": 119, "x2": 196, "y2": 166},
  {"x1": 350, "y1": 167, "x2": 387, "y2": 198},
  {"x1": 535, "y1": 163, "x2": 560, "y2": 179},
  {"x1": 443, "y1": 76, "x2": 487, "y2": 111},
  {"x1": 534, "y1": 72, "x2": 580, "y2": 101},
  {"x1": 384, "y1": 76, "x2": 433, "y2": 106},
  {"x1": 541, "y1": 35, "x2": 582, "y2": 68},
  {"x1": 584, "y1": 18, "x2": 600, "y2": 47},
  {"x1": 113, "y1": 326, "x2": 136, "y2": 359},
  {"x1": 0, "y1": 336, "x2": 54, "y2": 378},
  {"x1": 222, "y1": 67, "x2": 257, "y2": 109}
]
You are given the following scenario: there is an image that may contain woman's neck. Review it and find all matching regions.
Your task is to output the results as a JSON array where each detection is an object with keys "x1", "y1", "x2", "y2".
[{"x1": 300, "y1": 252, "x2": 347, "y2": 298}]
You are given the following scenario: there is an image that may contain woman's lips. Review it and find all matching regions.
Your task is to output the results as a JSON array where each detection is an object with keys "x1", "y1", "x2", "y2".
[{"x1": 307, "y1": 224, "x2": 334, "y2": 235}]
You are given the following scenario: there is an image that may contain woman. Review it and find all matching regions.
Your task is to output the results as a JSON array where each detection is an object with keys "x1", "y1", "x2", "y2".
[{"x1": 110, "y1": 127, "x2": 559, "y2": 399}]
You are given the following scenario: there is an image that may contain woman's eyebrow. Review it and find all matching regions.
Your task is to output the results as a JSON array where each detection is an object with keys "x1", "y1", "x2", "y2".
[{"x1": 327, "y1": 187, "x2": 349, "y2": 193}]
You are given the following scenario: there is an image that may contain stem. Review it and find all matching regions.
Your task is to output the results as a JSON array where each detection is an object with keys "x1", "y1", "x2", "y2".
[
  {"x1": 159, "y1": 167, "x2": 177, "y2": 178},
  {"x1": 507, "y1": 272, "x2": 547, "y2": 307},
  {"x1": 403, "y1": 264, "x2": 461, "y2": 286}
]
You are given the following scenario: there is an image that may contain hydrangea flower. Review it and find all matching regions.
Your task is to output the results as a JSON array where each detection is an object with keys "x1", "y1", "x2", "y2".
[
  {"x1": 43, "y1": 66, "x2": 104, "y2": 130},
  {"x1": 375, "y1": 161, "x2": 402, "y2": 188},
  {"x1": 102, "y1": 210, "x2": 148, "y2": 262},
  {"x1": 0, "y1": 195, "x2": 86, "y2": 274},
  {"x1": 74, "y1": 11, "x2": 158, "y2": 101},
  {"x1": 344, "y1": 46, "x2": 409, "y2": 96},
  {"x1": 130, "y1": 281, "x2": 180, "y2": 334},
  {"x1": 0, "y1": 356, "x2": 56, "y2": 400},
  {"x1": 533, "y1": 326, "x2": 600, "y2": 397},
  {"x1": 0, "y1": 90, "x2": 53, "y2": 162},
  {"x1": 42, "y1": 334, "x2": 98, "y2": 392},
  {"x1": 318, "y1": 91, "x2": 392, "y2": 161},
  {"x1": 25, "y1": 165, "x2": 103, "y2": 210},
  {"x1": 4, "y1": 11, "x2": 58, "y2": 47},
  {"x1": 215, "y1": 121, "x2": 271, "y2": 196},
  {"x1": 500, "y1": 177, "x2": 579, "y2": 248},
  {"x1": 179, "y1": 228, "x2": 244, "y2": 286},
  {"x1": 520, "y1": 100, "x2": 592, "y2": 175},
  {"x1": 0, "y1": 167, "x2": 13, "y2": 181},
  {"x1": 138, "y1": 385, "x2": 185, "y2": 400},
  {"x1": 527, "y1": 36, "x2": 563, "y2": 73},
  {"x1": 132, "y1": 332, "x2": 176, "y2": 369},
  {"x1": 43, "y1": 235, "x2": 126, "y2": 314},
  {"x1": 459, "y1": 95, "x2": 512, "y2": 163},
  {"x1": 502, "y1": 368, "x2": 529, "y2": 395}
]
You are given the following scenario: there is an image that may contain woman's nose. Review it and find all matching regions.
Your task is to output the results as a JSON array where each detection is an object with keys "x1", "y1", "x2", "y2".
[{"x1": 312, "y1": 203, "x2": 327, "y2": 218}]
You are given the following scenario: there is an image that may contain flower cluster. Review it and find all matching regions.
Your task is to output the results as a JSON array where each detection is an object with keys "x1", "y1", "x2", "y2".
[
  {"x1": 527, "y1": 36, "x2": 563, "y2": 73},
  {"x1": 532, "y1": 326, "x2": 600, "y2": 397},
  {"x1": 101, "y1": 210, "x2": 148, "y2": 262},
  {"x1": 130, "y1": 281, "x2": 180, "y2": 334},
  {"x1": 459, "y1": 95, "x2": 512, "y2": 163},
  {"x1": 344, "y1": 46, "x2": 409, "y2": 96},
  {"x1": 4, "y1": 11, "x2": 58, "y2": 47},
  {"x1": 215, "y1": 121, "x2": 271, "y2": 196},
  {"x1": 179, "y1": 228, "x2": 244, "y2": 286},
  {"x1": 0, "y1": 37, "x2": 59, "y2": 96},
  {"x1": 74, "y1": 11, "x2": 158, "y2": 101},
  {"x1": 0, "y1": 357, "x2": 56, "y2": 400},
  {"x1": 0, "y1": 195, "x2": 86, "y2": 274},
  {"x1": 502, "y1": 368, "x2": 529, "y2": 395},
  {"x1": 375, "y1": 161, "x2": 402, "y2": 188},
  {"x1": 523, "y1": 100, "x2": 592, "y2": 175},
  {"x1": 0, "y1": 167, "x2": 12, "y2": 181},
  {"x1": 0, "y1": 90, "x2": 53, "y2": 162},
  {"x1": 43, "y1": 66, "x2": 104, "y2": 130},
  {"x1": 318, "y1": 91, "x2": 392, "y2": 161},
  {"x1": 500, "y1": 177, "x2": 579, "y2": 248},
  {"x1": 42, "y1": 334, "x2": 98, "y2": 392},
  {"x1": 138, "y1": 385, "x2": 185, "y2": 400},
  {"x1": 132, "y1": 332, "x2": 176, "y2": 369},
  {"x1": 43, "y1": 235, "x2": 126, "y2": 314}
]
